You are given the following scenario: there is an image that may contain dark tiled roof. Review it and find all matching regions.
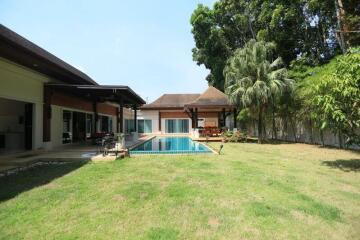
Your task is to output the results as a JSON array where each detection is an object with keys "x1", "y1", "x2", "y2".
[
  {"x1": 142, "y1": 94, "x2": 200, "y2": 109},
  {"x1": 0, "y1": 24, "x2": 97, "y2": 85},
  {"x1": 142, "y1": 86, "x2": 233, "y2": 110},
  {"x1": 185, "y1": 86, "x2": 232, "y2": 107},
  {"x1": 46, "y1": 84, "x2": 146, "y2": 105}
]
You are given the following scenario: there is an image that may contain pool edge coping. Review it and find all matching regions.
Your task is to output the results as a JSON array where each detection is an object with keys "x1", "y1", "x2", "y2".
[{"x1": 129, "y1": 135, "x2": 217, "y2": 155}]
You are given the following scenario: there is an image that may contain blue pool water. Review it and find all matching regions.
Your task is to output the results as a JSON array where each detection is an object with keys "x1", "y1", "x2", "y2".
[{"x1": 130, "y1": 137, "x2": 213, "y2": 154}]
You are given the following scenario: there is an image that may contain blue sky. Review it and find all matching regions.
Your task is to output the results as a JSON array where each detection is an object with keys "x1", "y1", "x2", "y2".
[{"x1": 0, "y1": 0, "x2": 215, "y2": 102}]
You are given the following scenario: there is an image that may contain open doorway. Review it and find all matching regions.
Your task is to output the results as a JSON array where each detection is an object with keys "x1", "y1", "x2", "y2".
[
  {"x1": 72, "y1": 111, "x2": 86, "y2": 142},
  {"x1": 0, "y1": 97, "x2": 33, "y2": 154}
]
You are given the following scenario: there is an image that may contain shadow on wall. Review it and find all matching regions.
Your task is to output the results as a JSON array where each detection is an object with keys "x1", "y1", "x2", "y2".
[
  {"x1": 322, "y1": 159, "x2": 360, "y2": 172},
  {"x1": 0, "y1": 161, "x2": 88, "y2": 202}
]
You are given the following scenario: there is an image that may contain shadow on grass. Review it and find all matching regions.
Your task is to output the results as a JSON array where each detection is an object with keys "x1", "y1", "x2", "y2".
[
  {"x1": 0, "y1": 161, "x2": 88, "y2": 202},
  {"x1": 322, "y1": 159, "x2": 360, "y2": 172}
]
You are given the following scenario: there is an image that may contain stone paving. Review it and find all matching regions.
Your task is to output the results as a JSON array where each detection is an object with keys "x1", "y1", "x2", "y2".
[{"x1": 0, "y1": 135, "x2": 153, "y2": 176}]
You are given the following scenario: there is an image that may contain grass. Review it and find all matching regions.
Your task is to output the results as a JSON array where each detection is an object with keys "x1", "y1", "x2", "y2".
[{"x1": 0, "y1": 143, "x2": 359, "y2": 239}]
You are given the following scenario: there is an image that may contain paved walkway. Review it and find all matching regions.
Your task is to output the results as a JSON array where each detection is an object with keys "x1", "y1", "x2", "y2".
[{"x1": 0, "y1": 135, "x2": 152, "y2": 174}]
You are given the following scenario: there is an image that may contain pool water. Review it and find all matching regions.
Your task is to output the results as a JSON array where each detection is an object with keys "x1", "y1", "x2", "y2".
[{"x1": 130, "y1": 137, "x2": 213, "y2": 154}]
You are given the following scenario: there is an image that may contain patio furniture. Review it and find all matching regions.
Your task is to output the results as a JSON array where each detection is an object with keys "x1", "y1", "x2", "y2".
[
  {"x1": 98, "y1": 134, "x2": 127, "y2": 158},
  {"x1": 62, "y1": 132, "x2": 71, "y2": 144},
  {"x1": 200, "y1": 127, "x2": 223, "y2": 137}
]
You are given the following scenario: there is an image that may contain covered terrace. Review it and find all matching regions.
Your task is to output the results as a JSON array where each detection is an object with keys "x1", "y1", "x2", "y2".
[
  {"x1": 184, "y1": 86, "x2": 237, "y2": 137},
  {"x1": 44, "y1": 84, "x2": 145, "y2": 145}
]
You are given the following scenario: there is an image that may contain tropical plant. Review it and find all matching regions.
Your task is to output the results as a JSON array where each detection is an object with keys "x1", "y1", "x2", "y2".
[
  {"x1": 312, "y1": 49, "x2": 360, "y2": 146},
  {"x1": 224, "y1": 40, "x2": 293, "y2": 143}
]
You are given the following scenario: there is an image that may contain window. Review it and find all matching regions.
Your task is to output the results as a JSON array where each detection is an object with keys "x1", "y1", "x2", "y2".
[
  {"x1": 63, "y1": 110, "x2": 72, "y2": 133},
  {"x1": 63, "y1": 110, "x2": 72, "y2": 144},
  {"x1": 125, "y1": 119, "x2": 135, "y2": 133},
  {"x1": 138, "y1": 119, "x2": 152, "y2": 133},
  {"x1": 165, "y1": 119, "x2": 189, "y2": 133},
  {"x1": 100, "y1": 116, "x2": 109, "y2": 132}
]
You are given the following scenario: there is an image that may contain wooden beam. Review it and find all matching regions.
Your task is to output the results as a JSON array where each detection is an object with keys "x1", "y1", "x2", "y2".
[
  {"x1": 118, "y1": 99, "x2": 124, "y2": 133},
  {"x1": 190, "y1": 108, "x2": 195, "y2": 128},
  {"x1": 195, "y1": 108, "x2": 198, "y2": 128},
  {"x1": 92, "y1": 101, "x2": 98, "y2": 134},
  {"x1": 222, "y1": 108, "x2": 226, "y2": 128},
  {"x1": 133, "y1": 106, "x2": 137, "y2": 132}
]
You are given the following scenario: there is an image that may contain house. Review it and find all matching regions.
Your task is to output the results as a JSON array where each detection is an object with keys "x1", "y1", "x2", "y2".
[
  {"x1": 138, "y1": 86, "x2": 237, "y2": 134},
  {"x1": 0, "y1": 24, "x2": 145, "y2": 154}
]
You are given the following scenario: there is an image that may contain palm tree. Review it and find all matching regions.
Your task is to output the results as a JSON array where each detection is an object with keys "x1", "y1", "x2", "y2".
[{"x1": 224, "y1": 40, "x2": 293, "y2": 143}]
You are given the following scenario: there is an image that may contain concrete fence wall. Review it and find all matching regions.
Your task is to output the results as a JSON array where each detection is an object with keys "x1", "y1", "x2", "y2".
[{"x1": 243, "y1": 119, "x2": 359, "y2": 150}]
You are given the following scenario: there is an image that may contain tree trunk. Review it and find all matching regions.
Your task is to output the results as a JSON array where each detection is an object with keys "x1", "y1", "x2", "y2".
[
  {"x1": 335, "y1": 0, "x2": 347, "y2": 52},
  {"x1": 258, "y1": 107, "x2": 263, "y2": 144},
  {"x1": 309, "y1": 119, "x2": 314, "y2": 144},
  {"x1": 338, "y1": 130, "x2": 344, "y2": 149},
  {"x1": 263, "y1": 117, "x2": 267, "y2": 141},
  {"x1": 272, "y1": 100, "x2": 277, "y2": 140},
  {"x1": 284, "y1": 117, "x2": 288, "y2": 141},
  {"x1": 320, "y1": 130, "x2": 325, "y2": 146},
  {"x1": 291, "y1": 118, "x2": 297, "y2": 143}
]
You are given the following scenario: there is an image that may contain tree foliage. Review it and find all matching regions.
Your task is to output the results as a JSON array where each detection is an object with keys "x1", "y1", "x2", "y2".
[
  {"x1": 190, "y1": 0, "x2": 359, "y2": 90},
  {"x1": 311, "y1": 49, "x2": 360, "y2": 145},
  {"x1": 224, "y1": 40, "x2": 293, "y2": 143}
]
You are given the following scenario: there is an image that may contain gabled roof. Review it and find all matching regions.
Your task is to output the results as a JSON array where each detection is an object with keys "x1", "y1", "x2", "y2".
[
  {"x1": 185, "y1": 86, "x2": 232, "y2": 108},
  {"x1": 141, "y1": 94, "x2": 200, "y2": 109},
  {"x1": 141, "y1": 86, "x2": 233, "y2": 110},
  {"x1": 0, "y1": 24, "x2": 97, "y2": 85}
]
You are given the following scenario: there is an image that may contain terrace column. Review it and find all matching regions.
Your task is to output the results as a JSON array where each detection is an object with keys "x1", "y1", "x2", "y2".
[
  {"x1": 133, "y1": 106, "x2": 137, "y2": 132},
  {"x1": 233, "y1": 108, "x2": 237, "y2": 129},
  {"x1": 92, "y1": 101, "x2": 98, "y2": 134},
  {"x1": 218, "y1": 112, "x2": 221, "y2": 128},
  {"x1": 118, "y1": 100, "x2": 124, "y2": 133},
  {"x1": 158, "y1": 112, "x2": 161, "y2": 131},
  {"x1": 222, "y1": 108, "x2": 226, "y2": 128},
  {"x1": 43, "y1": 85, "x2": 52, "y2": 143},
  {"x1": 195, "y1": 108, "x2": 198, "y2": 128},
  {"x1": 190, "y1": 108, "x2": 195, "y2": 129}
]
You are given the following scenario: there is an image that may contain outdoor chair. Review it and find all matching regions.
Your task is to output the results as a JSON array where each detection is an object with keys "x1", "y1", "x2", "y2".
[
  {"x1": 101, "y1": 135, "x2": 116, "y2": 156},
  {"x1": 99, "y1": 134, "x2": 127, "y2": 158}
]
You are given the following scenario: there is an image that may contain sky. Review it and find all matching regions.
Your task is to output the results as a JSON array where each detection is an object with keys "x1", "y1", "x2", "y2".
[{"x1": 0, "y1": 0, "x2": 216, "y2": 102}]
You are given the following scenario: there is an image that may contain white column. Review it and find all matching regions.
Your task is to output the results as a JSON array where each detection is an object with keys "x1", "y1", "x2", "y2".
[{"x1": 33, "y1": 102, "x2": 44, "y2": 150}]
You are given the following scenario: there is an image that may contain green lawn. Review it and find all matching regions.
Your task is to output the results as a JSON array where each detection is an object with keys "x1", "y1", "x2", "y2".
[{"x1": 0, "y1": 143, "x2": 359, "y2": 240}]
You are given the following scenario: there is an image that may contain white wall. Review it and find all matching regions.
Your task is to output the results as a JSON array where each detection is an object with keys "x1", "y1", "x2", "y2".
[
  {"x1": 0, "y1": 58, "x2": 49, "y2": 104},
  {"x1": 0, "y1": 98, "x2": 26, "y2": 151},
  {"x1": 0, "y1": 58, "x2": 51, "y2": 150},
  {"x1": 138, "y1": 110, "x2": 160, "y2": 134},
  {"x1": 51, "y1": 105, "x2": 63, "y2": 148}
]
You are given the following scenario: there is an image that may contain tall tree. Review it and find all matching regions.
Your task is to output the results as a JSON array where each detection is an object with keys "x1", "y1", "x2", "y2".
[
  {"x1": 190, "y1": 2, "x2": 253, "y2": 90},
  {"x1": 224, "y1": 40, "x2": 293, "y2": 143},
  {"x1": 191, "y1": 0, "x2": 360, "y2": 90}
]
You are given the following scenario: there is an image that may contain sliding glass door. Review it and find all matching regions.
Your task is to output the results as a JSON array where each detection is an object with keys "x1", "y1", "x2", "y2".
[
  {"x1": 125, "y1": 119, "x2": 135, "y2": 133},
  {"x1": 165, "y1": 119, "x2": 189, "y2": 133},
  {"x1": 138, "y1": 119, "x2": 152, "y2": 133}
]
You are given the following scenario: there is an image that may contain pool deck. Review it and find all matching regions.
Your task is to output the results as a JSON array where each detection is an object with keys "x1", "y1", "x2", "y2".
[{"x1": 191, "y1": 136, "x2": 223, "y2": 142}]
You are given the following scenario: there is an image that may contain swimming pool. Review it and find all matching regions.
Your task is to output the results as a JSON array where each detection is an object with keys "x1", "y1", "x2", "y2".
[{"x1": 130, "y1": 136, "x2": 213, "y2": 154}]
